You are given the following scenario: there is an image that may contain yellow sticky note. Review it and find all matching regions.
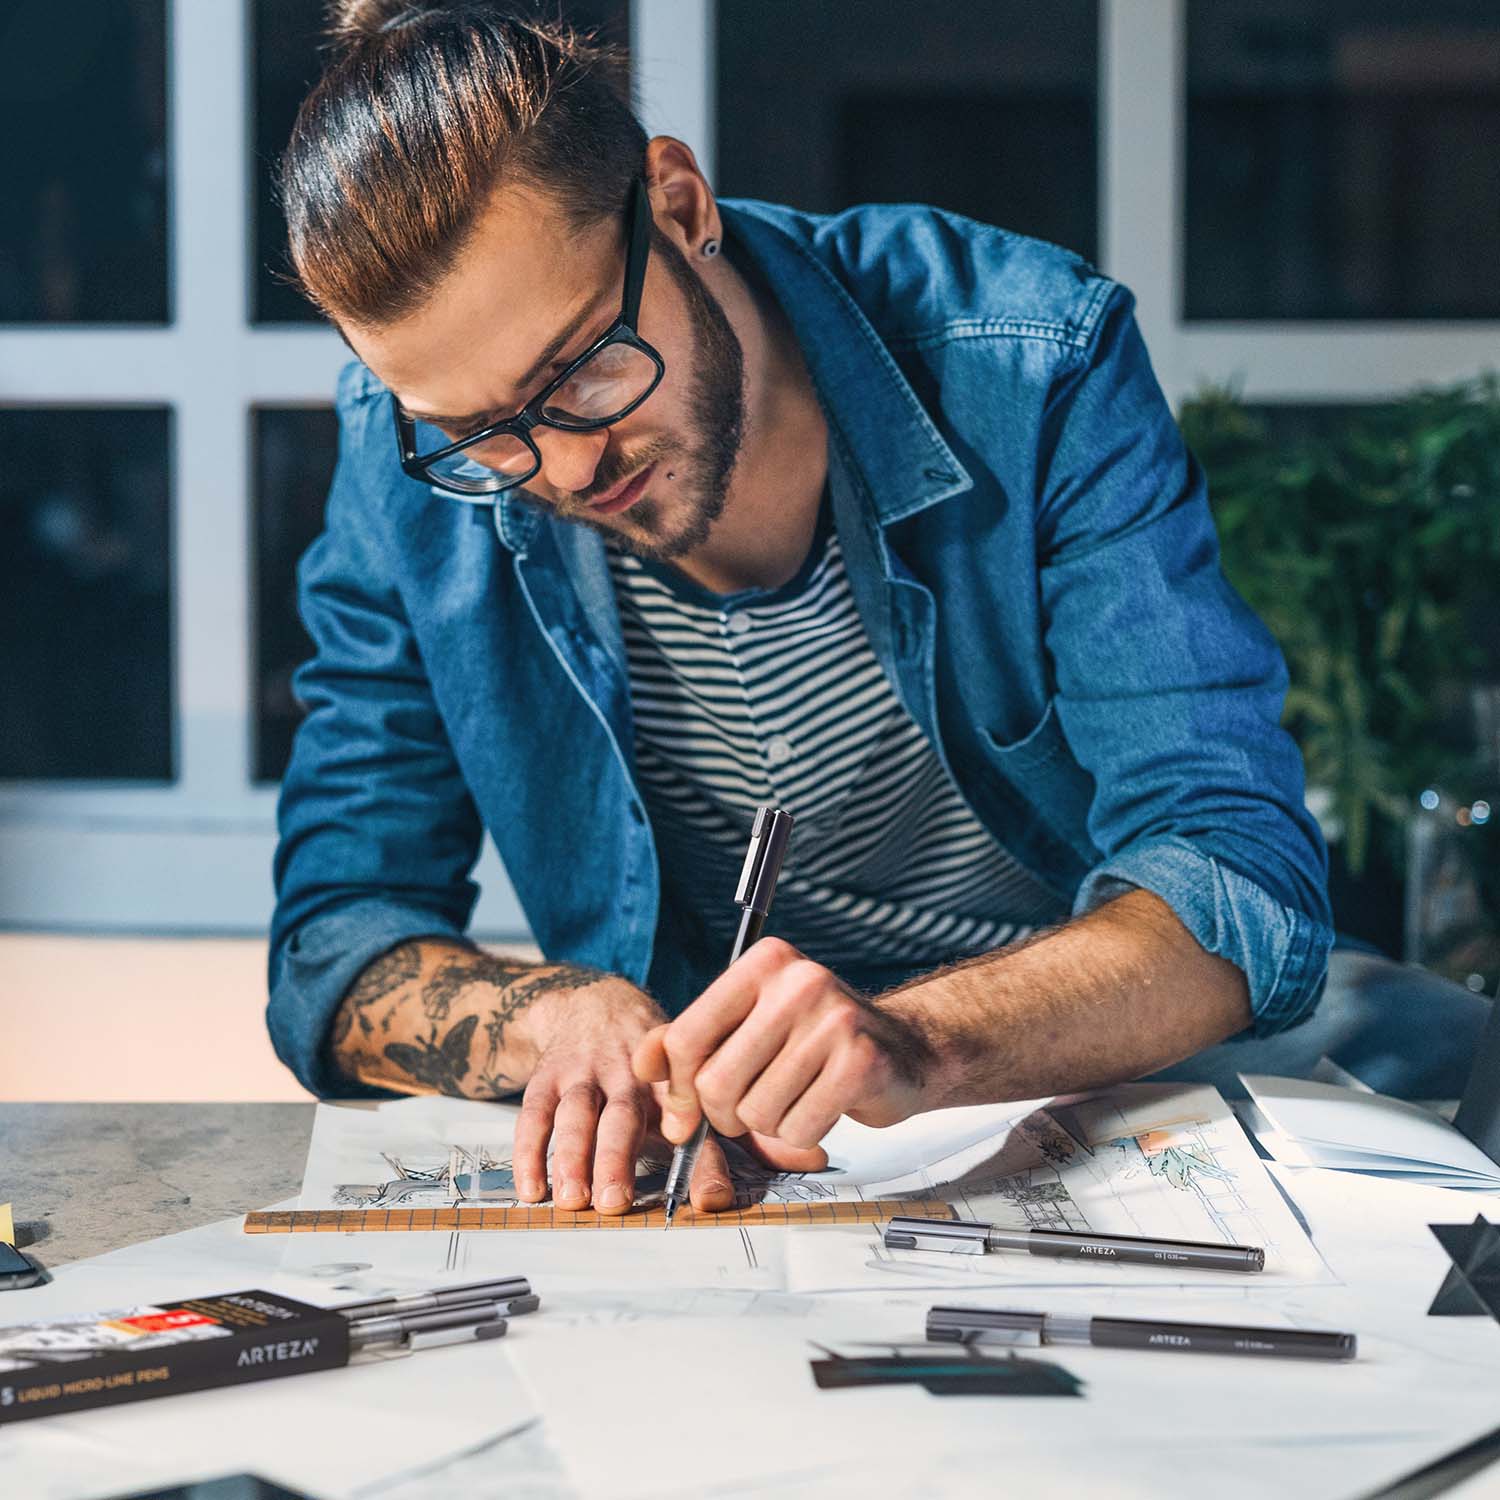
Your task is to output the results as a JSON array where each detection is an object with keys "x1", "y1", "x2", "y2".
[{"x1": 0, "y1": 1203, "x2": 13, "y2": 1246}]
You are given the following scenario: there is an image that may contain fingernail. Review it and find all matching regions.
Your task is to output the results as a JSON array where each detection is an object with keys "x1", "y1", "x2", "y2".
[
  {"x1": 599, "y1": 1184, "x2": 627, "y2": 1210},
  {"x1": 559, "y1": 1181, "x2": 583, "y2": 1206},
  {"x1": 519, "y1": 1179, "x2": 541, "y2": 1201}
]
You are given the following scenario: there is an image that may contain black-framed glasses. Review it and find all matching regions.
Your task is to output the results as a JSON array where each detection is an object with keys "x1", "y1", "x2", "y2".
[{"x1": 394, "y1": 176, "x2": 664, "y2": 497}]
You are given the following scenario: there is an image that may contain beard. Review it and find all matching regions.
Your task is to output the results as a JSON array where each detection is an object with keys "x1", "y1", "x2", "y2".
[{"x1": 558, "y1": 230, "x2": 746, "y2": 563}]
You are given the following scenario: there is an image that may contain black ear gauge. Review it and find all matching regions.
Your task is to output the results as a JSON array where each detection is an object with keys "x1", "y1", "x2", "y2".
[{"x1": 701, "y1": 238, "x2": 720, "y2": 259}]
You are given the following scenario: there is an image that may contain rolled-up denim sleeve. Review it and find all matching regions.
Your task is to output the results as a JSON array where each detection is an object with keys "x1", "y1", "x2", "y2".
[
  {"x1": 268, "y1": 368, "x2": 482, "y2": 1096},
  {"x1": 1038, "y1": 289, "x2": 1334, "y2": 1035}
]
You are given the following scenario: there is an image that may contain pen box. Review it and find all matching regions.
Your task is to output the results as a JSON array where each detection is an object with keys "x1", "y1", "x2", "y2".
[{"x1": 0, "y1": 1289, "x2": 349, "y2": 1425}]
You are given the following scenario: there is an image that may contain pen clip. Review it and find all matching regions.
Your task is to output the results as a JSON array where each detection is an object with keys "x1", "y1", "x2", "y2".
[
  {"x1": 884, "y1": 1216, "x2": 990, "y2": 1255},
  {"x1": 734, "y1": 806, "x2": 794, "y2": 914},
  {"x1": 403, "y1": 1319, "x2": 509, "y2": 1353}
]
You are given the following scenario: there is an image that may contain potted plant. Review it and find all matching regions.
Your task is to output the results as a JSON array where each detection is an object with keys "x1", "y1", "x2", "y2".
[{"x1": 1180, "y1": 378, "x2": 1500, "y2": 984}]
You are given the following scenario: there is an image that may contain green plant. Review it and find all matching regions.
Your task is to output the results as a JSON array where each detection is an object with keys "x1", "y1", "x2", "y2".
[{"x1": 1181, "y1": 377, "x2": 1500, "y2": 874}]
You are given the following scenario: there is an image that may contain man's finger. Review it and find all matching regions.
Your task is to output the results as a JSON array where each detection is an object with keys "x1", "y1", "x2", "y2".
[
  {"x1": 687, "y1": 1132, "x2": 736, "y2": 1213},
  {"x1": 775, "y1": 1041, "x2": 875, "y2": 1149},
  {"x1": 547, "y1": 1080, "x2": 604, "y2": 1210},
  {"x1": 512, "y1": 1079, "x2": 560, "y2": 1202},
  {"x1": 691, "y1": 1001, "x2": 797, "y2": 1138},
  {"x1": 631, "y1": 1024, "x2": 670, "y2": 1084},
  {"x1": 591, "y1": 1087, "x2": 648, "y2": 1214},
  {"x1": 744, "y1": 1131, "x2": 831, "y2": 1174},
  {"x1": 658, "y1": 938, "x2": 794, "y2": 1137},
  {"x1": 728, "y1": 1032, "x2": 824, "y2": 1138}
]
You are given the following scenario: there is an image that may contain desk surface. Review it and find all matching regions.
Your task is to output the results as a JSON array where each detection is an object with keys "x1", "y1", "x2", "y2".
[{"x1": 1, "y1": 1102, "x2": 314, "y2": 1265}]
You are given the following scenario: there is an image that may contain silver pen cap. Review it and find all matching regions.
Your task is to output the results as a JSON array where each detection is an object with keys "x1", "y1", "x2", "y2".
[
  {"x1": 883, "y1": 1216, "x2": 989, "y2": 1255},
  {"x1": 927, "y1": 1307, "x2": 1047, "y2": 1345}
]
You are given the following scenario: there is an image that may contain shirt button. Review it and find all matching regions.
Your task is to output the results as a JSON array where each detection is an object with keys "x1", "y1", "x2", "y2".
[
  {"x1": 725, "y1": 611, "x2": 751, "y2": 635},
  {"x1": 766, "y1": 735, "x2": 793, "y2": 766}
]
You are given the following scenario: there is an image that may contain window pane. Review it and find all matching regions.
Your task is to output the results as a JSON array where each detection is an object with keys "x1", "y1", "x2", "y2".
[
  {"x1": 0, "y1": 408, "x2": 172, "y2": 779},
  {"x1": 1186, "y1": 0, "x2": 1500, "y2": 320},
  {"x1": 253, "y1": 406, "x2": 339, "y2": 780},
  {"x1": 252, "y1": 0, "x2": 631, "y2": 324},
  {"x1": 717, "y1": 1, "x2": 1098, "y2": 262},
  {"x1": 0, "y1": 2, "x2": 168, "y2": 323}
]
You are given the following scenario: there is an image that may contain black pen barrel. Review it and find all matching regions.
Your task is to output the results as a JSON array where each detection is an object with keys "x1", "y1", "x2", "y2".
[
  {"x1": 1088, "y1": 1316, "x2": 1356, "y2": 1360},
  {"x1": 997, "y1": 1227, "x2": 1265, "y2": 1273}
]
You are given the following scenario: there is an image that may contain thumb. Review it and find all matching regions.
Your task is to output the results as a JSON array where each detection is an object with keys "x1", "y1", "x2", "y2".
[
  {"x1": 745, "y1": 1131, "x2": 830, "y2": 1173},
  {"x1": 631, "y1": 1024, "x2": 670, "y2": 1084}
]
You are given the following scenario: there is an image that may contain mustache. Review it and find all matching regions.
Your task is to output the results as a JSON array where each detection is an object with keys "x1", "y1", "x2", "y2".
[{"x1": 575, "y1": 438, "x2": 677, "y2": 504}]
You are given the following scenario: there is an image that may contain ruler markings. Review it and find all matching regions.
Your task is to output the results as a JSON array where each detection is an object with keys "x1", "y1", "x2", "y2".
[{"x1": 244, "y1": 1199, "x2": 955, "y2": 1235}]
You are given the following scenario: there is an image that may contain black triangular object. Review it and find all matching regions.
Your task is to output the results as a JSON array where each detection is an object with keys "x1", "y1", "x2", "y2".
[{"x1": 1427, "y1": 1217, "x2": 1500, "y2": 1320}]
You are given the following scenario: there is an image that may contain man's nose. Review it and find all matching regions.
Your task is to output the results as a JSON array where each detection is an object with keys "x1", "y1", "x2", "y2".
[{"x1": 532, "y1": 425, "x2": 609, "y2": 497}]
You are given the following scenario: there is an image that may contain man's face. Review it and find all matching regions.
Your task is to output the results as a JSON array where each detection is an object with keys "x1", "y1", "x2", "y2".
[{"x1": 345, "y1": 181, "x2": 745, "y2": 562}]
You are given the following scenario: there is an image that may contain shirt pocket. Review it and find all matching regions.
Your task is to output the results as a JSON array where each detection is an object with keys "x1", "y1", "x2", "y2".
[{"x1": 982, "y1": 700, "x2": 1099, "y2": 866}]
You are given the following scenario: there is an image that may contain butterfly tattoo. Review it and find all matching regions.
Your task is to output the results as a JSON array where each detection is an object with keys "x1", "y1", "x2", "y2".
[{"x1": 383, "y1": 1013, "x2": 479, "y2": 1096}]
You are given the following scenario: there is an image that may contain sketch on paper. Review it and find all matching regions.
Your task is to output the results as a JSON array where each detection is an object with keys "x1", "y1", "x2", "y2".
[
  {"x1": 327, "y1": 1140, "x2": 852, "y2": 1213},
  {"x1": 331, "y1": 1147, "x2": 665, "y2": 1210},
  {"x1": 851, "y1": 1083, "x2": 1326, "y2": 1285}
]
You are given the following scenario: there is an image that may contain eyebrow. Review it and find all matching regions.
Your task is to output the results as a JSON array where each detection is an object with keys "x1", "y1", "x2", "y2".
[{"x1": 401, "y1": 287, "x2": 614, "y2": 430}]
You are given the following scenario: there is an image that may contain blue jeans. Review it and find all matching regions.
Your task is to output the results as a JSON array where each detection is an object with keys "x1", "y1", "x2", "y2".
[{"x1": 1150, "y1": 949, "x2": 1494, "y2": 1100}]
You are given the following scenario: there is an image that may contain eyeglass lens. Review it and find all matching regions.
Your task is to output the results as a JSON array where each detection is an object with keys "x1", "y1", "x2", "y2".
[{"x1": 415, "y1": 339, "x2": 661, "y2": 492}]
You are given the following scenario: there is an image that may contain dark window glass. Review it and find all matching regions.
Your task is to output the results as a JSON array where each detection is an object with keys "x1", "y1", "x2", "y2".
[
  {"x1": 252, "y1": 0, "x2": 631, "y2": 323},
  {"x1": 0, "y1": 2, "x2": 168, "y2": 323},
  {"x1": 717, "y1": 1, "x2": 1098, "y2": 262},
  {"x1": 0, "y1": 408, "x2": 172, "y2": 779},
  {"x1": 253, "y1": 406, "x2": 340, "y2": 780},
  {"x1": 1186, "y1": 0, "x2": 1500, "y2": 320}
]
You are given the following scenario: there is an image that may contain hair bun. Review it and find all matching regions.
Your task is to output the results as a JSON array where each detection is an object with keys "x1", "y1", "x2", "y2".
[{"x1": 326, "y1": 1, "x2": 437, "y2": 49}]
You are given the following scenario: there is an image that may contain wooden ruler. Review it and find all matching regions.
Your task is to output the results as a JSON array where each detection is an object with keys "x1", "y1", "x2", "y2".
[{"x1": 243, "y1": 1198, "x2": 956, "y2": 1234}]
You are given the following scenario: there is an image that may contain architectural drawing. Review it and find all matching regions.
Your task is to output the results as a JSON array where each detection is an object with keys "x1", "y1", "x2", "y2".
[
  {"x1": 287, "y1": 1085, "x2": 1328, "y2": 1297},
  {"x1": 328, "y1": 1139, "x2": 852, "y2": 1213}
]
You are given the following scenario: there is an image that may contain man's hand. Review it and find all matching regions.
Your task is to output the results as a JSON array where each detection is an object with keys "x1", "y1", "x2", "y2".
[
  {"x1": 331, "y1": 940, "x2": 822, "y2": 1215},
  {"x1": 515, "y1": 976, "x2": 827, "y2": 1212},
  {"x1": 631, "y1": 937, "x2": 936, "y2": 1152}
]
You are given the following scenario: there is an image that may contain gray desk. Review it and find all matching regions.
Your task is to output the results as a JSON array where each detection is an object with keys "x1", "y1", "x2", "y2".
[{"x1": 1, "y1": 1103, "x2": 314, "y2": 1265}]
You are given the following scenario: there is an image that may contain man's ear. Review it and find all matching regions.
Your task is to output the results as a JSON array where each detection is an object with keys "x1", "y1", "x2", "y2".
[{"x1": 645, "y1": 135, "x2": 722, "y2": 257}]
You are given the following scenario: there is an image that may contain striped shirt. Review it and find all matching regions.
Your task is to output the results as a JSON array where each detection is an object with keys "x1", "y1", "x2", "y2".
[{"x1": 606, "y1": 510, "x2": 1065, "y2": 976}]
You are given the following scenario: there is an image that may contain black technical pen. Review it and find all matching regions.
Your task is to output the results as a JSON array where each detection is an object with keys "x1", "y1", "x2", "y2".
[
  {"x1": 928, "y1": 1305, "x2": 1357, "y2": 1361},
  {"x1": 335, "y1": 1276, "x2": 535, "y2": 1320},
  {"x1": 662, "y1": 805, "x2": 794, "y2": 1227},
  {"x1": 884, "y1": 1215, "x2": 1266, "y2": 1273}
]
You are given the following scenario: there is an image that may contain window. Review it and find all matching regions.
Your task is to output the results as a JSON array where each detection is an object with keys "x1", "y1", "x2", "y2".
[
  {"x1": 716, "y1": 0, "x2": 1098, "y2": 262},
  {"x1": 1186, "y1": 0, "x2": 1500, "y2": 320},
  {"x1": 253, "y1": 406, "x2": 339, "y2": 782},
  {"x1": 0, "y1": 407, "x2": 173, "y2": 780},
  {"x1": 0, "y1": 1, "x2": 168, "y2": 323}
]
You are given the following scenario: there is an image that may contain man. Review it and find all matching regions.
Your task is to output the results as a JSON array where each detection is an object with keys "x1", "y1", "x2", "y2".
[{"x1": 270, "y1": 6, "x2": 1335, "y2": 1214}]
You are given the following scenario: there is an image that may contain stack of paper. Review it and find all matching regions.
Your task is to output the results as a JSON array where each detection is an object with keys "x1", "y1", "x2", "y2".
[{"x1": 1241, "y1": 1075, "x2": 1500, "y2": 1190}]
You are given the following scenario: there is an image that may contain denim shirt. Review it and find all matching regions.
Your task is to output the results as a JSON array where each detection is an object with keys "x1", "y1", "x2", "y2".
[{"x1": 269, "y1": 198, "x2": 1334, "y2": 1098}]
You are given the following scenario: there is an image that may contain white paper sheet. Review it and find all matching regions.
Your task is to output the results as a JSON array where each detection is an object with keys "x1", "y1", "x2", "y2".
[
  {"x1": 1242, "y1": 1075, "x2": 1500, "y2": 1187},
  {"x1": 787, "y1": 1083, "x2": 1330, "y2": 1292},
  {"x1": 507, "y1": 1306, "x2": 1500, "y2": 1500}
]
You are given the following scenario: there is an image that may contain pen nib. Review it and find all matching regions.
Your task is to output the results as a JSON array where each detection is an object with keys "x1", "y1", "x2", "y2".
[{"x1": 663, "y1": 1198, "x2": 676, "y2": 1231}]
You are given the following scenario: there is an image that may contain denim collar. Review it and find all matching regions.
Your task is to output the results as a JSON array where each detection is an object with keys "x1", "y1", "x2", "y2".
[{"x1": 720, "y1": 199, "x2": 972, "y2": 526}]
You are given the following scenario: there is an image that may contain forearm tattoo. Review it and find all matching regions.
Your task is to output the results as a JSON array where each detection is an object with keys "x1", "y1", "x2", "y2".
[
  {"x1": 332, "y1": 943, "x2": 608, "y2": 1098},
  {"x1": 329, "y1": 943, "x2": 421, "y2": 1047}
]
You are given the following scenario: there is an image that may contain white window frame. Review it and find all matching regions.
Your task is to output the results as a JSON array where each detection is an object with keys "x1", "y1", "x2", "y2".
[{"x1": 0, "y1": 0, "x2": 1491, "y2": 933}]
